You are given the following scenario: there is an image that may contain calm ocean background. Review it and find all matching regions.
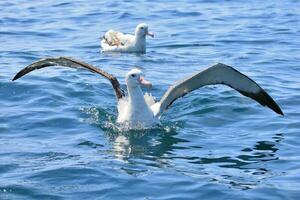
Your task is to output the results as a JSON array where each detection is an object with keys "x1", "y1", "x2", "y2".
[{"x1": 1, "y1": 0, "x2": 300, "y2": 199}]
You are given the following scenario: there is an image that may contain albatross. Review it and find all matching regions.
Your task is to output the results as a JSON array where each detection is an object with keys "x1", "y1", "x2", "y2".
[
  {"x1": 12, "y1": 57, "x2": 283, "y2": 128},
  {"x1": 101, "y1": 23, "x2": 154, "y2": 53}
]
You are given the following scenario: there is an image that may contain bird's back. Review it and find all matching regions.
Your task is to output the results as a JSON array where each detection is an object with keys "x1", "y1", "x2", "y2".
[{"x1": 101, "y1": 30, "x2": 135, "y2": 52}]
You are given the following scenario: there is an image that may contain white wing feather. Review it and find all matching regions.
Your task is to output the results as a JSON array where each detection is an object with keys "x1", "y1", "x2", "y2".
[{"x1": 144, "y1": 92, "x2": 156, "y2": 107}]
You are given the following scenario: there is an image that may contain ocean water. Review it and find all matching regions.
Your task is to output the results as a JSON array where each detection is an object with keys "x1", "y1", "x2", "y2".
[{"x1": 1, "y1": 0, "x2": 300, "y2": 199}]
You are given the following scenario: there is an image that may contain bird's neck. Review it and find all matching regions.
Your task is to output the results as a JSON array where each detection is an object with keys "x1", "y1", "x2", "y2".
[
  {"x1": 134, "y1": 35, "x2": 146, "y2": 50},
  {"x1": 127, "y1": 85, "x2": 147, "y2": 108}
]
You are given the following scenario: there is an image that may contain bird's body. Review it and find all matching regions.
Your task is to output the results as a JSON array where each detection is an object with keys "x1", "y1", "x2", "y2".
[
  {"x1": 101, "y1": 23, "x2": 154, "y2": 53},
  {"x1": 116, "y1": 69, "x2": 158, "y2": 127},
  {"x1": 12, "y1": 57, "x2": 283, "y2": 129},
  {"x1": 117, "y1": 96, "x2": 158, "y2": 127}
]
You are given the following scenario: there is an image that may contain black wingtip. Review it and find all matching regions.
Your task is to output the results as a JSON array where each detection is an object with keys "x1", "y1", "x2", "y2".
[
  {"x1": 276, "y1": 106, "x2": 284, "y2": 116},
  {"x1": 274, "y1": 101, "x2": 284, "y2": 116},
  {"x1": 12, "y1": 74, "x2": 20, "y2": 81},
  {"x1": 272, "y1": 105, "x2": 284, "y2": 116},
  {"x1": 12, "y1": 70, "x2": 24, "y2": 81},
  {"x1": 260, "y1": 90, "x2": 284, "y2": 116},
  {"x1": 239, "y1": 89, "x2": 284, "y2": 116}
]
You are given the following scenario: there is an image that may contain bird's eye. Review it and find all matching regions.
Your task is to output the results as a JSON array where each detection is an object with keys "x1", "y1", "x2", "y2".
[
  {"x1": 140, "y1": 27, "x2": 144, "y2": 29},
  {"x1": 131, "y1": 74, "x2": 136, "y2": 77}
]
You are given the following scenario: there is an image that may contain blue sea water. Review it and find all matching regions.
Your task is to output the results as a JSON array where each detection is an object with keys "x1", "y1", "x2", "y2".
[{"x1": 1, "y1": 0, "x2": 300, "y2": 199}]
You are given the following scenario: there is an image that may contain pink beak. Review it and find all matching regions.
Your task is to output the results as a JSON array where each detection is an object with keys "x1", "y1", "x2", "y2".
[
  {"x1": 139, "y1": 76, "x2": 152, "y2": 88},
  {"x1": 146, "y1": 31, "x2": 154, "y2": 38}
]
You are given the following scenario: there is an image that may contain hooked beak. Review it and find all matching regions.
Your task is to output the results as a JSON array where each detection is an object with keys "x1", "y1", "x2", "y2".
[
  {"x1": 146, "y1": 31, "x2": 154, "y2": 38},
  {"x1": 139, "y1": 76, "x2": 152, "y2": 88}
]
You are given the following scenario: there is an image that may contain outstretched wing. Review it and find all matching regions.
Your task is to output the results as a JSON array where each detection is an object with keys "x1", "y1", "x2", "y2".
[
  {"x1": 153, "y1": 63, "x2": 283, "y2": 116},
  {"x1": 12, "y1": 57, "x2": 125, "y2": 100}
]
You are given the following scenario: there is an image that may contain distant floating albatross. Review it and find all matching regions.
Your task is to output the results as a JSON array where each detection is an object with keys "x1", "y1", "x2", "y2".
[
  {"x1": 101, "y1": 23, "x2": 154, "y2": 53},
  {"x1": 12, "y1": 57, "x2": 283, "y2": 128}
]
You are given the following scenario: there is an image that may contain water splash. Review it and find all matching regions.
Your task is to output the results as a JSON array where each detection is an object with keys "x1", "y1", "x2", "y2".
[{"x1": 80, "y1": 105, "x2": 178, "y2": 133}]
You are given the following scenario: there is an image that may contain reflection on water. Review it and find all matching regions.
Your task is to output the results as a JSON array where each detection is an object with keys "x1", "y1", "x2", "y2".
[
  {"x1": 106, "y1": 127, "x2": 186, "y2": 162},
  {"x1": 82, "y1": 106, "x2": 284, "y2": 189}
]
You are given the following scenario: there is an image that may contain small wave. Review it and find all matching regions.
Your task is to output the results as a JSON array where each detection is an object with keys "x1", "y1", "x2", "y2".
[
  {"x1": 154, "y1": 43, "x2": 217, "y2": 49},
  {"x1": 52, "y1": 2, "x2": 72, "y2": 7},
  {"x1": 118, "y1": 12, "x2": 133, "y2": 19},
  {"x1": 216, "y1": 39, "x2": 276, "y2": 45}
]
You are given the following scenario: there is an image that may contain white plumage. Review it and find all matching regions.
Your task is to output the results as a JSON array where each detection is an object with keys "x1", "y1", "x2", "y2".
[{"x1": 101, "y1": 23, "x2": 154, "y2": 53}]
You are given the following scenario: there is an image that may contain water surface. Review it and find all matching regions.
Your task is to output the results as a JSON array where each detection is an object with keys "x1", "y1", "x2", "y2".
[{"x1": 1, "y1": 0, "x2": 300, "y2": 199}]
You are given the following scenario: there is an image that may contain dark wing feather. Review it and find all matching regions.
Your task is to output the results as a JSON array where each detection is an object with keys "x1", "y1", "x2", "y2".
[
  {"x1": 155, "y1": 63, "x2": 283, "y2": 116},
  {"x1": 12, "y1": 57, "x2": 124, "y2": 100}
]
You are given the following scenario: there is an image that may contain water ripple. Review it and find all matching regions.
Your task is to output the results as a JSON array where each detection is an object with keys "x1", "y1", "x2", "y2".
[{"x1": 1, "y1": 0, "x2": 300, "y2": 199}]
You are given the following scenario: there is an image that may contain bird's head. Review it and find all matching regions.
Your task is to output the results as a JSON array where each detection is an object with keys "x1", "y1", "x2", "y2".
[
  {"x1": 135, "y1": 23, "x2": 154, "y2": 38},
  {"x1": 125, "y1": 68, "x2": 152, "y2": 89}
]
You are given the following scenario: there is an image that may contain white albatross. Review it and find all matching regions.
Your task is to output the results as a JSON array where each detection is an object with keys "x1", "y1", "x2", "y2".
[
  {"x1": 12, "y1": 57, "x2": 284, "y2": 128},
  {"x1": 101, "y1": 23, "x2": 154, "y2": 53}
]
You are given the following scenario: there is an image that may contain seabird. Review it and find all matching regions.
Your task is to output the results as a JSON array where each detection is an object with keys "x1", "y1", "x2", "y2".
[
  {"x1": 12, "y1": 57, "x2": 284, "y2": 128},
  {"x1": 101, "y1": 23, "x2": 154, "y2": 53}
]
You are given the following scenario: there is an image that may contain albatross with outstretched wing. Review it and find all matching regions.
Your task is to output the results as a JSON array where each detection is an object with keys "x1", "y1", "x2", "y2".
[{"x1": 12, "y1": 57, "x2": 283, "y2": 128}]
